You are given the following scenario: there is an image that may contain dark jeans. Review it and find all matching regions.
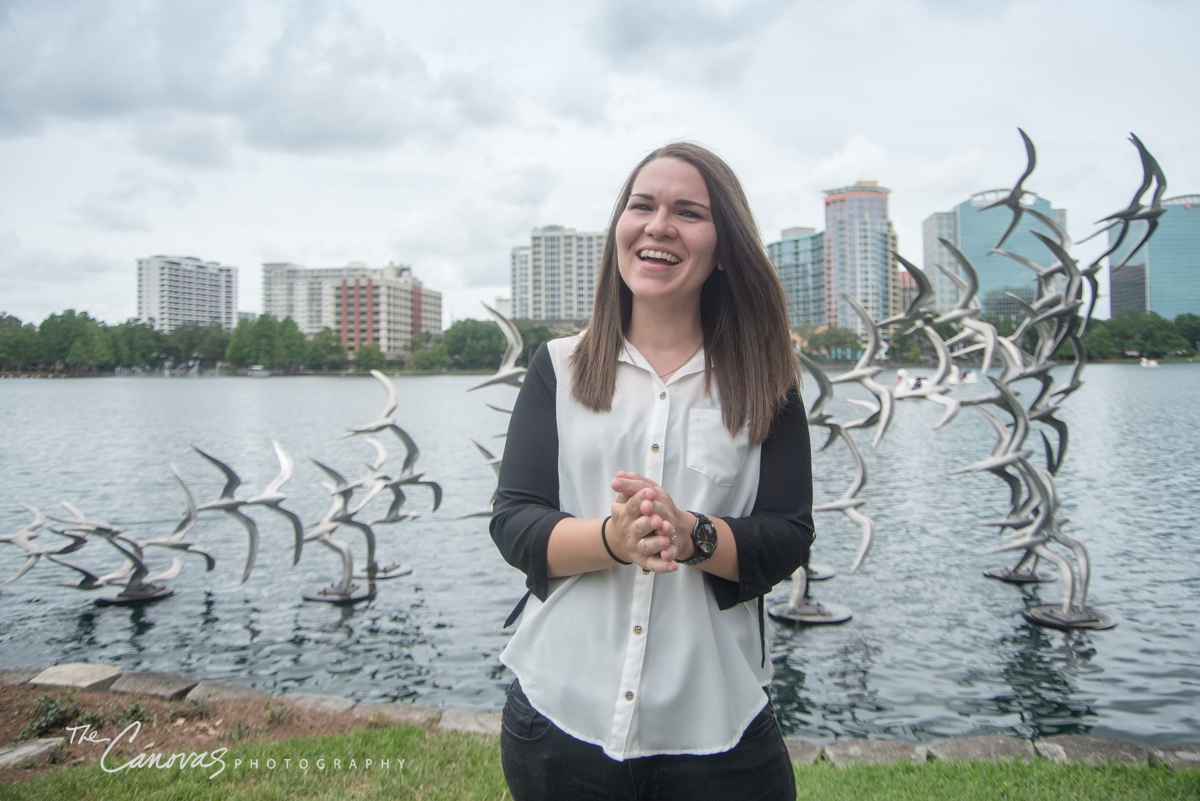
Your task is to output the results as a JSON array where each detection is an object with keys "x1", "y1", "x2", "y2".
[{"x1": 501, "y1": 680, "x2": 796, "y2": 801}]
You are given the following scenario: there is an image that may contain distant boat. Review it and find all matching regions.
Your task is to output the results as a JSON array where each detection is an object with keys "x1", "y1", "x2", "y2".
[
  {"x1": 247, "y1": 365, "x2": 269, "y2": 377},
  {"x1": 896, "y1": 366, "x2": 978, "y2": 393},
  {"x1": 1140, "y1": 357, "x2": 1159, "y2": 368},
  {"x1": 947, "y1": 366, "x2": 979, "y2": 386}
]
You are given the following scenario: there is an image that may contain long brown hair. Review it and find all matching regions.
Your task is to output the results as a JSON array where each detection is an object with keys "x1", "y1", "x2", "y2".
[{"x1": 570, "y1": 142, "x2": 798, "y2": 444}]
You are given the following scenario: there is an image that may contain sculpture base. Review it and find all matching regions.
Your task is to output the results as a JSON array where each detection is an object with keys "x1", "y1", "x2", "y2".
[
  {"x1": 984, "y1": 566, "x2": 1053, "y2": 584},
  {"x1": 806, "y1": 564, "x2": 836, "y2": 581},
  {"x1": 1023, "y1": 604, "x2": 1116, "y2": 630},
  {"x1": 303, "y1": 583, "x2": 377, "y2": 605},
  {"x1": 354, "y1": 563, "x2": 413, "y2": 581},
  {"x1": 95, "y1": 587, "x2": 175, "y2": 606},
  {"x1": 768, "y1": 601, "x2": 852, "y2": 625}
]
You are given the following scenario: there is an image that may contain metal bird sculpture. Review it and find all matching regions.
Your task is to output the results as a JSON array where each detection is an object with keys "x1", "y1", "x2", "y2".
[{"x1": 192, "y1": 446, "x2": 260, "y2": 583}]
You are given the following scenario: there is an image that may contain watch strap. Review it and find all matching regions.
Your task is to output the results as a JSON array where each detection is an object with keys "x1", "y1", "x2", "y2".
[{"x1": 680, "y1": 511, "x2": 716, "y2": 566}]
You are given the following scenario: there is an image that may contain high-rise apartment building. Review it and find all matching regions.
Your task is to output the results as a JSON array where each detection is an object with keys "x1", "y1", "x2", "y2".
[
  {"x1": 1106, "y1": 194, "x2": 1200, "y2": 319},
  {"x1": 137, "y1": 255, "x2": 238, "y2": 333},
  {"x1": 510, "y1": 225, "x2": 604, "y2": 323},
  {"x1": 510, "y1": 246, "x2": 531, "y2": 320},
  {"x1": 823, "y1": 182, "x2": 898, "y2": 338},
  {"x1": 924, "y1": 191, "x2": 1067, "y2": 319},
  {"x1": 261, "y1": 261, "x2": 441, "y2": 358},
  {"x1": 767, "y1": 227, "x2": 825, "y2": 328}
]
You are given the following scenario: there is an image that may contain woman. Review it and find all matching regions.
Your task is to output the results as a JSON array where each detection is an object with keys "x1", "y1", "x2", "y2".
[{"x1": 491, "y1": 142, "x2": 814, "y2": 801}]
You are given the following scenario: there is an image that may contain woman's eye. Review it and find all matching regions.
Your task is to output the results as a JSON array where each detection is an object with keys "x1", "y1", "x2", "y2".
[
  {"x1": 630, "y1": 203, "x2": 652, "y2": 212},
  {"x1": 679, "y1": 210, "x2": 701, "y2": 219}
]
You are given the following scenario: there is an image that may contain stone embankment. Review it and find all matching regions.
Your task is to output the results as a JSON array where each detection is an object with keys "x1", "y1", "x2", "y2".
[{"x1": 2, "y1": 663, "x2": 1197, "y2": 771}]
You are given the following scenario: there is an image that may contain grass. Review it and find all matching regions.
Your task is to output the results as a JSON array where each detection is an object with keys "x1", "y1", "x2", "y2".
[{"x1": 2, "y1": 726, "x2": 1197, "y2": 801}]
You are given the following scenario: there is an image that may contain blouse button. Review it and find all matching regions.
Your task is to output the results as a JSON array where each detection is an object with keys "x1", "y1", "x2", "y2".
[
  {"x1": 658, "y1": 391, "x2": 666, "y2": 400},
  {"x1": 625, "y1": 691, "x2": 635, "y2": 701},
  {"x1": 633, "y1": 625, "x2": 643, "y2": 635},
  {"x1": 650, "y1": 444, "x2": 660, "y2": 453}
]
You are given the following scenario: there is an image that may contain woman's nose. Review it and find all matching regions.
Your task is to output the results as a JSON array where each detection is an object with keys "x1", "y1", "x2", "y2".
[{"x1": 645, "y1": 208, "x2": 675, "y2": 237}]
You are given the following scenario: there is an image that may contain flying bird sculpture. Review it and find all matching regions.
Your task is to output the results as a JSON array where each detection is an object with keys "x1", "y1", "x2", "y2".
[{"x1": 192, "y1": 446, "x2": 260, "y2": 583}]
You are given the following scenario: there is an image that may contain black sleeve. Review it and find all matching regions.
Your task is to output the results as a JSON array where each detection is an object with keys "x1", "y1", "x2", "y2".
[
  {"x1": 489, "y1": 343, "x2": 573, "y2": 601},
  {"x1": 709, "y1": 385, "x2": 815, "y2": 609}
]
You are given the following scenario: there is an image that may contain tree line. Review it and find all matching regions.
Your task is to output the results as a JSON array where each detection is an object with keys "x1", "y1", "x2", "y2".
[
  {"x1": 798, "y1": 311, "x2": 1200, "y2": 362},
  {"x1": 0, "y1": 310, "x2": 563, "y2": 374},
  {"x1": 4, "y1": 308, "x2": 1193, "y2": 375}
]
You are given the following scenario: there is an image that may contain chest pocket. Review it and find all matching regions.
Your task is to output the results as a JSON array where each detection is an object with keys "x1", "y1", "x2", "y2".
[{"x1": 686, "y1": 408, "x2": 750, "y2": 487}]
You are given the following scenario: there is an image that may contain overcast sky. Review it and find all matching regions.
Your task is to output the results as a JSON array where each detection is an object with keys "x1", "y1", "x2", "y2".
[{"x1": 2, "y1": 0, "x2": 1195, "y2": 329}]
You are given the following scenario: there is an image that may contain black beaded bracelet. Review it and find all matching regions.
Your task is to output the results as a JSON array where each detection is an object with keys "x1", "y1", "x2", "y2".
[{"x1": 600, "y1": 516, "x2": 631, "y2": 565}]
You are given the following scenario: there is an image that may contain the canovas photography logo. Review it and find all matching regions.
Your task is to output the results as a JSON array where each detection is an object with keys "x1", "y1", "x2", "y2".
[{"x1": 64, "y1": 721, "x2": 404, "y2": 780}]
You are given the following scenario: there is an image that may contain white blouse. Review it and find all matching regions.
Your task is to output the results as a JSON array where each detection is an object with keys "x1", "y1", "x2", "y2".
[{"x1": 491, "y1": 335, "x2": 813, "y2": 760}]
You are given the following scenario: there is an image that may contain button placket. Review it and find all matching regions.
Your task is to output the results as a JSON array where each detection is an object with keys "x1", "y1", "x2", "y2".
[
  {"x1": 609, "y1": 567, "x2": 655, "y2": 751},
  {"x1": 643, "y1": 378, "x2": 669, "y2": 484}
]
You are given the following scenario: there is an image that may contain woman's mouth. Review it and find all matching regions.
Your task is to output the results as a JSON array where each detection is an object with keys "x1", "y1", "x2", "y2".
[{"x1": 638, "y1": 249, "x2": 681, "y2": 265}]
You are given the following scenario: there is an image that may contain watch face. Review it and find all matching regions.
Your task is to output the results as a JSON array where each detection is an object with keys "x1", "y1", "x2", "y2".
[{"x1": 695, "y1": 517, "x2": 717, "y2": 555}]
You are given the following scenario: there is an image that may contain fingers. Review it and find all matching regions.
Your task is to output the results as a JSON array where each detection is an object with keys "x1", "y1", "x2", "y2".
[
  {"x1": 611, "y1": 472, "x2": 658, "y2": 497},
  {"x1": 609, "y1": 473, "x2": 680, "y2": 573},
  {"x1": 636, "y1": 533, "x2": 678, "y2": 573}
]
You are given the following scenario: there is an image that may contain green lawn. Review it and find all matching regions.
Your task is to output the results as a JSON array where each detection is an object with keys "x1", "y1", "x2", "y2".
[{"x1": 1, "y1": 726, "x2": 1196, "y2": 801}]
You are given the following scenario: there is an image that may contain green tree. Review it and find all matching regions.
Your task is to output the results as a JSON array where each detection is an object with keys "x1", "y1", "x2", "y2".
[
  {"x1": 307, "y1": 327, "x2": 348, "y2": 370},
  {"x1": 514, "y1": 321, "x2": 557, "y2": 366},
  {"x1": 1109, "y1": 310, "x2": 1191, "y2": 358},
  {"x1": 443, "y1": 318, "x2": 504, "y2": 370},
  {"x1": 278, "y1": 317, "x2": 308, "y2": 372},
  {"x1": 804, "y1": 326, "x2": 862, "y2": 360},
  {"x1": 0, "y1": 314, "x2": 39, "y2": 370},
  {"x1": 412, "y1": 343, "x2": 450, "y2": 371},
  {"x1": 1082, "y1": 321, "x2": 1117, "y2": 360},
  {"x1": 1175, "y1": 313, "x2": 1200, "y2": 351},
  {"x1": 38, "y1": 310, "x2": 95, "y2": 371},
  {"x1": 353, "y1": 343, "x2": 386, "y2": 371},
  {"x1": 109, "y1": 319, "x2": 164, "y2": 369},
  {"x1": 251, "y1": 314, "x2": 283, "y2": 368},
  {"x1": 89, "y1": 322, "x2": 115, "y2": 369},
  {"x1": 65, "y1": 338, "x2": 91, "y2": 369},
  {"x1": 166, "y1": 322, "x2": 230, "y2": 369},
  {"x1": 226, "y1": 317, "x2": 255, "y2": 367}
]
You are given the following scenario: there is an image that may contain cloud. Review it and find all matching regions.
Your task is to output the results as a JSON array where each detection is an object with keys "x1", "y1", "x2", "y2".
[
  {"x1": 0, "y1": 234, "x2": 131, "y2": 322},
  {"x1": 590, "y1": 0, "x2": 786, "y2": 83},
  {"x1": 0, "y1": 0, "x2": 518, "y2": 159},
  {"x1": 133, "y1": 116, "x2": 236, "y2": 168},
  {"x1": 71, "y1": 195, "x2": 152, "y2": 234},
  {"x1": 812, "y1": 135, "x2": 893, "y2": 189},
  {"x1": 69, "y1": 171, "x2": 197, "y2": 232}
]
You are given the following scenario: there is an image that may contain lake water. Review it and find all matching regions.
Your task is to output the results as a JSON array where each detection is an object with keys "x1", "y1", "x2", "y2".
[{"x1": 1, "y1": 364, "x2": 1197, "y2": 746}]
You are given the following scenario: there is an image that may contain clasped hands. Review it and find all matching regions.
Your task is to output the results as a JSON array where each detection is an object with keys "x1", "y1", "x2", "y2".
[{"x1": 608, "y1": 470, "x2": 695, "y2": 573}]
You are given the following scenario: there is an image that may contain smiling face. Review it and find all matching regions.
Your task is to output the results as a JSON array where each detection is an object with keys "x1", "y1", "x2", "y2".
[{"x1": 615, "y1": 157, "x2": 719, "y2": 312}]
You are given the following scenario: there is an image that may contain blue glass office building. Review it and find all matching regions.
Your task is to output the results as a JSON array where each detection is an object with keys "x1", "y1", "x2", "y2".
[
  {"x1": 924, "y1": 191, "x2": 1067, "y2": 319},
  {"x1": 1106, "y1": 195, "x2": 1200, "y2": 320},
  {"x1": 767, "y1": 227, "x2": 825, "y2": 328}
]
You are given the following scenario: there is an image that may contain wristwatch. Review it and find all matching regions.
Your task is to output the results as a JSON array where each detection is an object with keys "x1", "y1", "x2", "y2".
[{"x1": 681, "y1": 512, "x2": 717, "y2": 566}]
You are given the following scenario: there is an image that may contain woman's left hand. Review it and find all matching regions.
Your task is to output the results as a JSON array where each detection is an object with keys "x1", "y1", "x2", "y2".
[{"x1": 611, "y1": 471, "x2": 695, "y2": 566}]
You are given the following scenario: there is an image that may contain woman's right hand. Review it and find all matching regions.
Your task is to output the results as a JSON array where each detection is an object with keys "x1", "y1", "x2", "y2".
[{"x1": 610, "y1": 474, "x2": 679, "y2": 573}]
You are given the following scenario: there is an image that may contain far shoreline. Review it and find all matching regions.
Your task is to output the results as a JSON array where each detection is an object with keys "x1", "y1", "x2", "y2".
[{"x1": 3, "y1": 357, "x2": 1198, "y2": 381}]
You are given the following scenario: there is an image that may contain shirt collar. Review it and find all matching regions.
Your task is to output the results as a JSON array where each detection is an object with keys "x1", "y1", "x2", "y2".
[{"x1": 621, "y1": 340, "x2": 706, "y2": 383}]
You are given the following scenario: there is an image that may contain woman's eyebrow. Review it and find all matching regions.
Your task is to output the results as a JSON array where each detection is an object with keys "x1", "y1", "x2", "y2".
[{"x1": 630, "y1": 192, "x2": 711, "y2": 211}]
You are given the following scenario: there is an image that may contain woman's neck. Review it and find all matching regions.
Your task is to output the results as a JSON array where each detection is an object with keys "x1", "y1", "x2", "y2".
[{"x1": 626, "y1": 302, "x2": 704, "y2": 378}]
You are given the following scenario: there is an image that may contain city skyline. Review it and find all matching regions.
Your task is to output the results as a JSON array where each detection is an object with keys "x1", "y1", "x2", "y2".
[{"x1": 2, "y1": 0, "x2": 1198, "y2": 330}]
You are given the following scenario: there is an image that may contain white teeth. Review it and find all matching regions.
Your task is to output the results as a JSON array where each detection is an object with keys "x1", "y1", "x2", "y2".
[{"x1": 639, "y1": 249, "x2": 681, "y2": 264}]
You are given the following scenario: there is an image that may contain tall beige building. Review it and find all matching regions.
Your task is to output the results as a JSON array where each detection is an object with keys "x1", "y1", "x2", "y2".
[
  {"x1": 262, "y1": 261, "x2": 441, "y2": 358},
  {"x1": 511, "y1": 225, "x2": 604, "y2": 323}
]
